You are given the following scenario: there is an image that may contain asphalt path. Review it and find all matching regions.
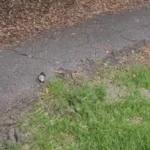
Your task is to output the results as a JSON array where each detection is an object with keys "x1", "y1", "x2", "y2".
[{"x1": 0, "y1": 6, "x2": 150, "y2": 114}]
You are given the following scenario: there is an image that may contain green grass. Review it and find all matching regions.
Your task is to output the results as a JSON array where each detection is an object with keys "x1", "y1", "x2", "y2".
[
  {"x1": 6, "y1": 65, "x2": 150, "y2": 150},
  {"x1": 113, "y1": 65, "x2": 150, "y2": 89}
]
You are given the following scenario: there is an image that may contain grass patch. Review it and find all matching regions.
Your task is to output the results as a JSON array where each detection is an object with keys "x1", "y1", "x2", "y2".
[
  {"x1": 7, "y1": 65, "x2": 150, "y2": 150},
  {"x1": 113, "y1": 65, "x2": 150, "y2": 89}
]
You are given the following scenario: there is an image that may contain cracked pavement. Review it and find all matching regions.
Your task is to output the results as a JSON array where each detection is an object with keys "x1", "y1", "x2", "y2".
[{"x1": 0, "y1": 6, "x2": 150, "y2": 115}]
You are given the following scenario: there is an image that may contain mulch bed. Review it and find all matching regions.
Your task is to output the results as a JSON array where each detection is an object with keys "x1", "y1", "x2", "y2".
[{"x1": 0, "y1": 0, "x2": 150, "y2": 47}]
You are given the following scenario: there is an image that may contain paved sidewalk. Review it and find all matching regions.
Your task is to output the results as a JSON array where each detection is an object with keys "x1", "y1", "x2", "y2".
[{"x1": 0, "y1": 6, "x2": 150, "y2": 114}]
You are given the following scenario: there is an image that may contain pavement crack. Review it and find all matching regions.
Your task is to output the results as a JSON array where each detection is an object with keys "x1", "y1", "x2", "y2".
[
  {"x1": 84, "y1": 32, "x2": 97, "y2": 57},
  {"x1": 85, "y1": 32, "x2": 90, "y2": 45},
  {"x1": 12, "y1": 49, "x2": 39, "y2": 59},
  {"x1": 11, "y1": 49, "x2": 51, "y2": 63},
  {"x1": 120, "y1": 35, "x2": 138, "y2": 42}
]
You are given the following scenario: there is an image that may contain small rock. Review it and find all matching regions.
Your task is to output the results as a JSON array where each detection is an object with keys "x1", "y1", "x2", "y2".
[
  {"x1": 28, "y1": 55, "x2": 32, "y2": 58},
  {"x1": 131, "y1": 50, "x2": 135, "y2": 54},
  {"x1": 72, "y1": 33, "x2": 75, "y2": 36},
  {"x1": 38, "y1": 72, "x2": 46, "y2": 83},
  {"x1": 10, "y1": 116, "x2": 15, "y2": 119}
]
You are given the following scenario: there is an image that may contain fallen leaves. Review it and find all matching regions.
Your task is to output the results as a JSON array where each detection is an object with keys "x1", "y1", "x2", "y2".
[
  {"x1": 136, "y1": 45, "x2": 150, "y2": 66},
  {"x1": 0, "y1": 0, "x2": 150, "y2": 48}
]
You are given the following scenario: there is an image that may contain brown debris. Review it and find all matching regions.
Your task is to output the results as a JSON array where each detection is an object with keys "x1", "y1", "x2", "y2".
[
  {"x1": 137, "y1": 45, "x2": 150, "y2": 66},
  {"x1": 0, "y1": 0, "x2": 150, "y2": 48}
]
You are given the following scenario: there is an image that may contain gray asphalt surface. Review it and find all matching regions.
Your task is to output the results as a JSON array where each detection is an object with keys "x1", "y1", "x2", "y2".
[{"x1": 0, "y1": 6, "x2": 150, "y2": 115}]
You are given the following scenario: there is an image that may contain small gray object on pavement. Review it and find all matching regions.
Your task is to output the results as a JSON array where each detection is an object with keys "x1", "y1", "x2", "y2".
[{"x1": 38, "y1": 72, "x2": 46, "y2": 83}]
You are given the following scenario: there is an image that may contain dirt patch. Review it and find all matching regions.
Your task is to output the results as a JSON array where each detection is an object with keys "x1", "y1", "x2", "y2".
[
  {"x1": 107, "y1": 84, "x2": 128, "y2": 102},
  {"x1": 0, "y1": 117, "x2": 24, "y2": 148},
  {"x1": 129, "y1": 115, "x2": 143, "y2": 124},
  {"x1": 140, "y1": 88, "x2": 150, "y2": 98},
  {"x1": 102, "y1": 40, "x2": 150, "y2": 66},
  {"x1": 136, "y1": 45, "x2": 150, "y2": 66},
  {"x1": 0, "y1": 0, "x2": 150, "y2": 49}
]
